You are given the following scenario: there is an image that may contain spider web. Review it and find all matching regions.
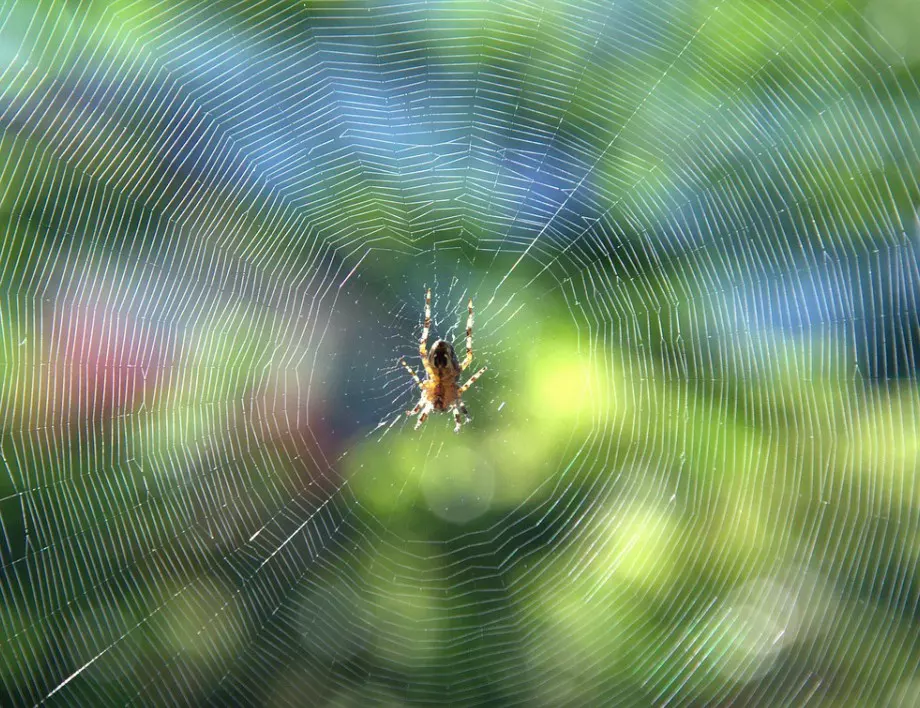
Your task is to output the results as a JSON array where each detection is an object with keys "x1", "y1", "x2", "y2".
[{"x1": 1, "y1": 0, "x2": 919, "y2": 705}]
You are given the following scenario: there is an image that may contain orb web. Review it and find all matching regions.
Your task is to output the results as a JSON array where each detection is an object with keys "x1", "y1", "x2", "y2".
[{"x1": 1, "y1": 0, "x2": 919, "y2": 705}]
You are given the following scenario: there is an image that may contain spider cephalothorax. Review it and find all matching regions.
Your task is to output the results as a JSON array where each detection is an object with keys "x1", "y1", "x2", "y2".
[{"x1": 400, "y1": 289, "x2": 487, "y2": 432}]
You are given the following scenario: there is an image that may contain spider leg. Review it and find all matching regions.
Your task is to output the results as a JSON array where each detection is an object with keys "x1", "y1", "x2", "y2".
[
  {"x1": 460, "y1": 297, "x2": 473, "y2": 370},
  {"x1": 406, "y1": 398, "x2": 424, "y2": 416},
  {"x1": 458, "y1": 366, "x2": 487, "y2": 394},
  {"x1": 419, "y1": 288, "x2": 431, "y2": 358},
  {"x1": 400, "y1": 358, "x2": 422, "y2": 388},
  {"x1": 453, "y1": 406, "x2": 462, "y2": 433},
  {"x1": 459, "y1": 401, "x2": 470, "y2": 422},
  {"x1": 414, "y1": 404, "x2": 431, "y2": 430}
]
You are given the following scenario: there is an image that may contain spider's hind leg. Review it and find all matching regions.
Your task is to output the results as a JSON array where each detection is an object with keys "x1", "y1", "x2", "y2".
[
  {"x1": 420, "y1": 288, "x2": 431, "y2": 358},
  {"x1": 461, "y1": 298, "x2": 473, "y2": 370},
  {"x1": 459, "y1": 366, "x2": 487, "y2": 394},
  {"x1": 400, "y1": 358, "x2": 422, "y2": 388}
]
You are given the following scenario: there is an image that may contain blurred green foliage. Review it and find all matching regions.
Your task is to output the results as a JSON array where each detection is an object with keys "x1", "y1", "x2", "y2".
[{"x1": 1, "y1": 0, "x2": 920, "y2": 705}]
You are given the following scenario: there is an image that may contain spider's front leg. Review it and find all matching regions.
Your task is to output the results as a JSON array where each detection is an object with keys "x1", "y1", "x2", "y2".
[
  {"x1": 451, "y1": 402, "x2": 471, "y2": 433},
  {"x1": 414, "y1": 404, "x2": 432, "y2": 430},
  {"x1": 452, "y1": 406, "x2": 463, "y2": 433},
  {"x1": 406, "y1": 399, "x2": 424, "y2": 417}
]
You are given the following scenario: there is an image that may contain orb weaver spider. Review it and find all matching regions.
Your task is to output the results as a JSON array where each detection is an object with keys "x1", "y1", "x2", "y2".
[{"x1": 400, "y1": 289, "x2": 487, "y2": 432}]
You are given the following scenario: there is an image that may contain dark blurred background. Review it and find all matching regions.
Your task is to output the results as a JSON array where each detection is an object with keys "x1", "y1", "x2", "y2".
[{"x1": 1, "y1": 0, "x2": 920, "y2": 705}]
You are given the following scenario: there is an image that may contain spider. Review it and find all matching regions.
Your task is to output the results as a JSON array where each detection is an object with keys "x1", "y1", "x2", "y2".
[{"x1": 400, "y1": 289, "x2": 487, "y2": 433}]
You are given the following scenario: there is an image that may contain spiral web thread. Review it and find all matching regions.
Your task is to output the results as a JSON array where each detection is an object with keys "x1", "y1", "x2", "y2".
[{"x1": 1, "y1": 0, "x2": 919, "y2": 705}]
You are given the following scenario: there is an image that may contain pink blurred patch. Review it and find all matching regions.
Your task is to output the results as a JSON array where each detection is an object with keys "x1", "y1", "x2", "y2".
[{"x1": 49, "y1": 301, "x2": 174, "y2": 426}]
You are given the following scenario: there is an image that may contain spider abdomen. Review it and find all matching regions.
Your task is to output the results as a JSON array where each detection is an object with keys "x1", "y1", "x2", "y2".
[{"x1": 428, "y1": 339, "x2": 461, "y2": 372}]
